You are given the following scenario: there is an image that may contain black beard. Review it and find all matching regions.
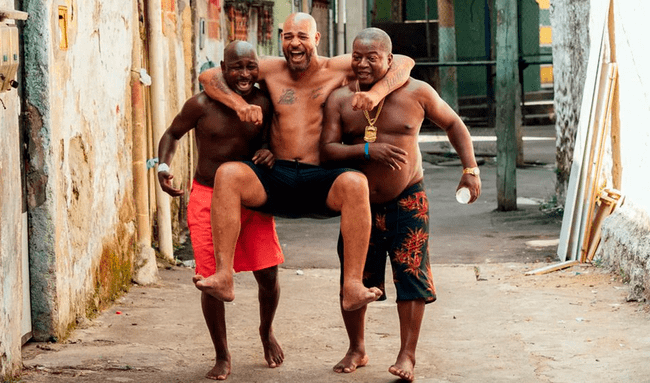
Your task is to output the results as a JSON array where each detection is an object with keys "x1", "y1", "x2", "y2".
[{"x1": 284, "y1": 52, "x2": 311, "y2": 73}]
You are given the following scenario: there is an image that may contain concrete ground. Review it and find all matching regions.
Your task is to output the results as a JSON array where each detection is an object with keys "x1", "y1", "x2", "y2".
[{"x1": 18, "y1": 126, "x2": 650, "y2": 382}]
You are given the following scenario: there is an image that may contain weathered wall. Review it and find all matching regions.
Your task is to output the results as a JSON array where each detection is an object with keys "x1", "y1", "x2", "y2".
[
  {"x1": 593, "y1": 0, "x2": 650, "y2": 300},
  {"x1": 0, "y1": 4, "x2": 26, "y2": 377},
  {"x1": 597, "y1": 202, "x2": 650, "y2": 302},
  {"x1": 23, "y1": 0, "x2": 138, "y2": 340},
  {"x1": 20, "y1": 0, "x2": 194, "y2": 343}
]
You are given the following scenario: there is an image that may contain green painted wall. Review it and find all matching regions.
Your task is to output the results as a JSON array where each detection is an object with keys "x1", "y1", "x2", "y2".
[
  {"x1": 455, "y1": 0, "x2": 540, "y2": 96},
  {"x1": 520, "y1": 0, "x2": 541, "y2": 92},
  {"x1": 455, "y1": 0, "x2": 489, "y2": 97},
  {"x1": 374, "y1": 0, "x2": 392, "y2": 21},
  {"x1": 405, "y1": 0, "x2": 437, "y2": 20},
  {"x1": 372, "y1": 0, "x2": 541, "y2": 97}
]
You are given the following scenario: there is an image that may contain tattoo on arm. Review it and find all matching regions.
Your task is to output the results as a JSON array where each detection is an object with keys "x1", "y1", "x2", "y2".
[
  {"x1": 212, "y1": 72, "x2": 233, "y2": 95},
  {"x1": 383, "y1": 64, "x2": 408, "y2": 93}
]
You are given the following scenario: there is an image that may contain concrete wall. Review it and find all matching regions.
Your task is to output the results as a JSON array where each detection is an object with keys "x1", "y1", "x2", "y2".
[
  {"x1": 22, "y1": 0, "x2": 139, "y2": 341},
  {"x1": 20, "y1": 0, "x2": 192, "y2": 342},
  {"x1": 0, "y1": 3, "x2": 26, "y2": 378},
  {"x1": 592, "y1": 0, "x2": 650, "y2": 301},
  {"x1": 2, "y1": 0, "x2": 314, "y2": 377},
  {"x1": 346, "y1": 1, "x2": 366, "y2": 54}
]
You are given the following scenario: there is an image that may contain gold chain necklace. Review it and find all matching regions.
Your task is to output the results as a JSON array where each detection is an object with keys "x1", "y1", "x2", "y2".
[{"x1": 355, "y1": 80, "x2": 384, "y2": 142}]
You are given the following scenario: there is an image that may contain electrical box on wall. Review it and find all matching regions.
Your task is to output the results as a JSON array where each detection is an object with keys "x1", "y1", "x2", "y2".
[{"x1": 0, "y1": 23, "x2": 20, "y2": 92}]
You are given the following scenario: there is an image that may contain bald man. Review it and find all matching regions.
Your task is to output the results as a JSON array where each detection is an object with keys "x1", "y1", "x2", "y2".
[
  {"x1": 158, "y1": 41, "x2": 284, "y2": 380},
  {"x1": 322, "y1": 28, "x2": 481, "y2": 381},
  {"x1": 194, "y1": 13, "x2": 415, "y2": 313}
]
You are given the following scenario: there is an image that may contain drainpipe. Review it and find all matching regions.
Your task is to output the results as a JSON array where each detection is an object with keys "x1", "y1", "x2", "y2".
[
  {"x1": 131, "y1": 0, "x2": 159, "y2": 284},
  {"x1": 336, "y1": 0, "x2": 346, "y2": 55},
  {"x1": 146, "y1": 0, "x2": 174, "y2": 262}
]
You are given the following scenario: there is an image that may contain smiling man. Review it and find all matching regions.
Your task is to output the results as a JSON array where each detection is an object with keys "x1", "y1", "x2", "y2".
[
  {"x1": 194, "y1": 13, "x2": 416, "y2": 315},
  {"x1": 157, "y1": 41, "x2": 285, "y2": 381},
  {"x1": 321, "y1": 28, "x2": 481, "y2": 381}
]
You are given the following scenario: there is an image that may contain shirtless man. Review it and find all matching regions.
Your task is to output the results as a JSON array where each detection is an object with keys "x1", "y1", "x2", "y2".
[
  {"x1": 195, "y1": 13, "x2": 415, "y2": 312},
  {"x1": 321, "y1": 28, "x2": 482, "y2": 381},
  {"x1": 157, "y1": 41, "x2": 284, "y2": 380}
]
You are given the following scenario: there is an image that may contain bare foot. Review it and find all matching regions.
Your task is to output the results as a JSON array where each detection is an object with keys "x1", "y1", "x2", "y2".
[
  {"x1": 333, "y1": 349, "x2": 368, "y2": 373},
  {"x1": 193, "y1": 273, "x2": 235, "y2": 302},
  {"x1": 261, "y1": 330, "x2": 284, "y2": 368},
  {"x1": 388, "y1": 353, "x2": 416, "y2": 382},
  {"x1": 206, "y1": 359, "x2": 231, "y2": 380},
  {"x1": 342, "y1": 284, "x2": 382, "y2": 311}
]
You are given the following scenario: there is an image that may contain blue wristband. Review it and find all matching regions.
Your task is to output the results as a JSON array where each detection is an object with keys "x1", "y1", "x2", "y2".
[{"x1": 364, "y1": 142, "x2": 370, "y2": 160}]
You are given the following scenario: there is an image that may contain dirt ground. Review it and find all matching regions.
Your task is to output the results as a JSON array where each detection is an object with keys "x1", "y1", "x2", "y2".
[
  {"x1": 18, "y1": 263, "x2": 650, "y2": 383},
  {"x1": 15, "y1": 128, "x2": 650, "y2": 382}
]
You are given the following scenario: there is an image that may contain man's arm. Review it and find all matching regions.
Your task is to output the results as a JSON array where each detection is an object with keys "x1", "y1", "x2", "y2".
[
  {"x1": 251, "y1": 95, "x2": 275, "y2": 168},
  {"x1": 420, "y1": 83, "x2": 482, "y2": 203},
  {"x1": 321, "y1": 91, "x2": 407, "y2": 170},
  {"x1": 157, "y1": 95, "x2": 203, "y2": 196},
  {"x1": 198, "y1": 67, "x2": 264, "y2": 125},
  {"x1": 328, "y1": 53, "x2": 415, "y2": 110}
]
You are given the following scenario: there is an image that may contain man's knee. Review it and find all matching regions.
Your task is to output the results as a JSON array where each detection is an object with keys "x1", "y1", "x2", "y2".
[
  {"x1": 214, "y1": 162, "x2": 266, "y2": 205},
  {"x1": 253, "y1": 266, "x2": 279, "y2": 290},
  {"x1": 215, "y1": 162, "x2": 252, "y2": 186},
  {"x1": 333, "y1": 171, "x2": 369, "y2": 200}
]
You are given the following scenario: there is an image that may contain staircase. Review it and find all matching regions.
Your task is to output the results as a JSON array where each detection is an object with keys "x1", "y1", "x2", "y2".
[{"x1": 450, "y1": 89, "x2": 555, "y2": 128}]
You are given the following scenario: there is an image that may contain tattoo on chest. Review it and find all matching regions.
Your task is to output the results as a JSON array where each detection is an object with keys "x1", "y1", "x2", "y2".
[
  {"x1": 310, "y1": 86, "x2": 324, "y2": 100},
  {"x1": 278, "y1": 88, "x2": 296, "y2": 105}
]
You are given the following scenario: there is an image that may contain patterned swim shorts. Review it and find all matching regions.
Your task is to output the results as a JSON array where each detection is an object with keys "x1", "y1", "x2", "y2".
[{"x1": 338, "y1": 181, "x2": 436, "y2": 303}]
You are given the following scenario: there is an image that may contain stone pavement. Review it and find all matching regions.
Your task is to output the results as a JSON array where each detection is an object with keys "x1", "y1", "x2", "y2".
[{"x1": 17, "y1": 127, "x2": 650, "y2": 382}]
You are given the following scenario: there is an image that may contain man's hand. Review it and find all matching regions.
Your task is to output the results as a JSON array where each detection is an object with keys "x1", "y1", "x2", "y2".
[
  {"x1": 457, "y1": 174, "x2": 482, "y2": 204},
  {"x1": 368, "y1": 143, "x2": 408, "y2": 170},
  {"x1": 252, "y1": 148, "x2": 275, "y2": 168},
  {"x1": 236, "y1": 104, "x2": 264, "y2": 125},
  {"x1": 158, "y1": 172, "x2": 184, "y2": 197},
  {"x1": 352, "y1": 90, "x2": 382, "y2": 111}
]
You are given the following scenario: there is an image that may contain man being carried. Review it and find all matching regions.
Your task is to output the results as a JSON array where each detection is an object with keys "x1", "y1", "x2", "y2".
[
  {"x1": 321, "y1": 28, "x2": 482, "y2": 381},
  {"x1": 158, "y1": 41, "x2": 284, "y2": 380},
  {"x1": 195, "y1": 13, "x2": 415, "y2": 312}
]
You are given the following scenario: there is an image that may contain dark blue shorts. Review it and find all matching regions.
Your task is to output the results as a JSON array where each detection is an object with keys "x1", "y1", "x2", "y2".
[
  {"x1": 338, "y1": 181, "x2": 437, "y2": 303},
  {"x1": 244, "y1": 160, "x2": 359, "y2": 219}
]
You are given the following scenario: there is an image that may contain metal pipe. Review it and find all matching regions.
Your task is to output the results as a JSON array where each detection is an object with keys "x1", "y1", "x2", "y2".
[
  {"x1": 337, "y1": 0, "x2": 346, "y2": 55},
  {"x1": 425, "y1": 0, "x2": 431, "y2": 58},
  {"x1": 146, "y1": 0, "x2": 174, "y2": 262}
]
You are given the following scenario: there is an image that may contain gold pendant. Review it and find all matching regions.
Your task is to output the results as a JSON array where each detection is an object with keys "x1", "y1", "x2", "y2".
[{"x1": 364, "y1": 126, "x2": 377, "y2": 142}]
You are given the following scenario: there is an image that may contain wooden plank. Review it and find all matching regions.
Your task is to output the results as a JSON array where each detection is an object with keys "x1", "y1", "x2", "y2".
[
  {"x1": 495, "y1": 0, "x2": 519, "y2": 211},
  {"x1": 524, "y1": 260, "x2": 580, "y2": 276},
  {"x1": 557, "y1": 0, "x2": 609, "y2": 261},
  {"x1": 579, "y1": 64, "x2": 617, "y2": 262}
]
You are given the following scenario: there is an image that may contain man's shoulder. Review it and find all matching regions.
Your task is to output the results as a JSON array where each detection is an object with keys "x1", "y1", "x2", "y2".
[
  {"x1": 195, "y1": 91, "x2": 223, "y2": 107},
  {"x1": 389, "y1": 77, "x2": 431, "y2": 99},
  {"x1": 259, "y1": 55, "x2": 287, "y2": 74},
  {"x1": 327, "y1": 83, "x2": 354, "y2": 104},
  {"x1": 244, "y1": 87, "x2": 271, "y2": 106},
  {"x1": 404, "y1": 77, "x2": 434, "y2": 92}
]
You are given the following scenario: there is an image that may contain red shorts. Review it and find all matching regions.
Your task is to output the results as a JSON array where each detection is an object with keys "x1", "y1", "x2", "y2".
[{"x1": 187, "y1": 180, "x2": 284, "y2": 276}]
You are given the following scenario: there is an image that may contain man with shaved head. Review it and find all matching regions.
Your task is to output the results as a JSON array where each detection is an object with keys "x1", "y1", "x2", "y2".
[
  {"x1": 158, "y1": 40, "x2": 284, "y2": 380},
  {"x1": 195, "y1": 13, "x2": 415, "y2": 315},
  {"x1": 322, "y1": 28, "x2": 481, "y2": 381}
]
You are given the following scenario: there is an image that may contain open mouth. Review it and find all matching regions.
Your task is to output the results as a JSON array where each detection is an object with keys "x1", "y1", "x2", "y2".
[
  {"x1": 290, "y1": 51, "x2": 306, "y2": 63},
  {"x1": 356, "y1": 72, "x2": 372, "y2": 80},
  {"x1": 236, "y1": 79, "x2": 253, "y2": 92}
]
